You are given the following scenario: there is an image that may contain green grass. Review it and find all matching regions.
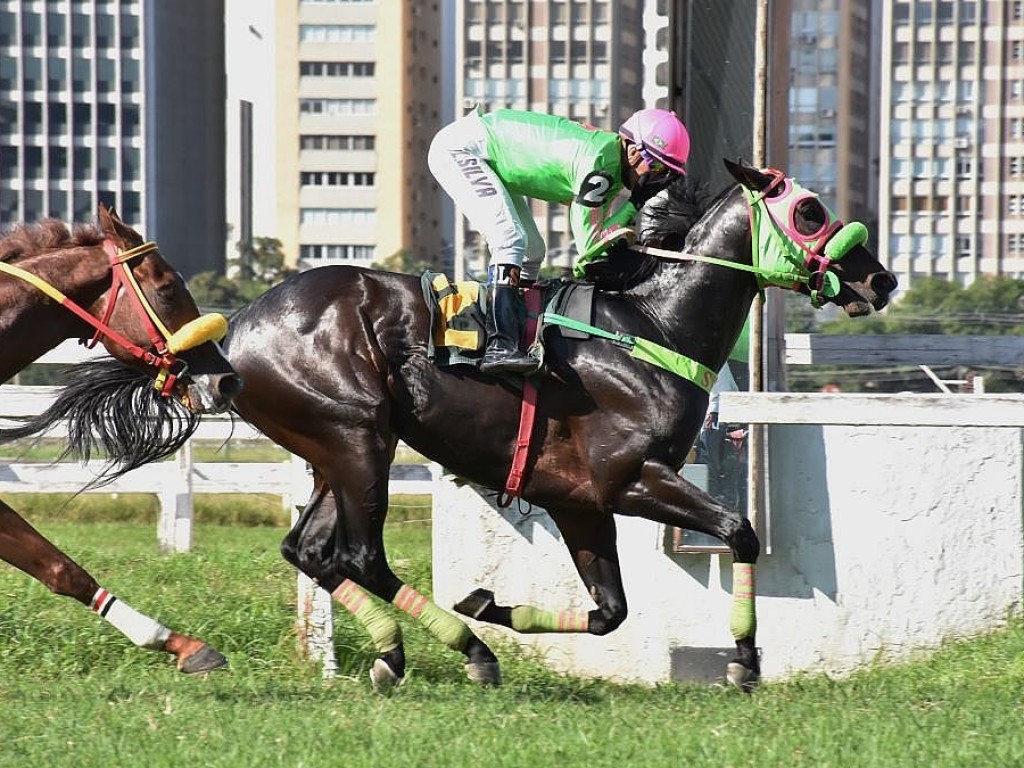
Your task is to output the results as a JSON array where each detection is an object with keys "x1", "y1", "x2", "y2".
[{"x1": 1, "y1": 515, "x2": 1024, "y2": 767}]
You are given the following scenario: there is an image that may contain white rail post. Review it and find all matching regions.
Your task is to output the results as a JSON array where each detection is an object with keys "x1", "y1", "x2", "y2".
[
  {"x1": 157, "y1": 440, "x2": 194, "y2": 553},
  {"x1": 290, "y1": 458, "x2": 337, "y2": 678}
]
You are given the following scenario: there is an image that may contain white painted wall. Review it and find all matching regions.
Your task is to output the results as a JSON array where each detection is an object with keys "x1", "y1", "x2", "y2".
[{"x1": 432, "y1": 396, "x2": 1024, "y2": 685}]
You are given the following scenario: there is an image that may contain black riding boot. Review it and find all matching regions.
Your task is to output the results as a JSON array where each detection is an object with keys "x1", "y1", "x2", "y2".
[{"x1": 480, "y1": 284, "x2": 539, "y2": 377}]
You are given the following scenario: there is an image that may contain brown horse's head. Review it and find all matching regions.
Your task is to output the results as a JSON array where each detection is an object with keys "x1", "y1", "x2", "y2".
[{"x1": 94, "y1": 205, "x2": 243, "y2": 413}]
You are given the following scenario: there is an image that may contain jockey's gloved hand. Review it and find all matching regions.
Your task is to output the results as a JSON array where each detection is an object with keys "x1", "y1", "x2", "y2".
[
  {"x1": 604, "y1": 238, "x2": 634, "y2": 260},
  {"x1": 629, "y1": 171, "x2": 679, "y2": 209}
]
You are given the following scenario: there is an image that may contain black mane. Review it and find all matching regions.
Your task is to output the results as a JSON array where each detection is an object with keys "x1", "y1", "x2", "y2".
[
  {"x1": 638, "y1": 175, "x2": 717, "y2": 251},
  {"x1": 575, "y1": 176, "x2": 717, "y2": 292}
]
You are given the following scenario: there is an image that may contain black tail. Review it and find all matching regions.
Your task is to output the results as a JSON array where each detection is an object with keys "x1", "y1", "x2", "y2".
[{"x1": 0, "y1": 360, "x2": 199, "y2": 488}]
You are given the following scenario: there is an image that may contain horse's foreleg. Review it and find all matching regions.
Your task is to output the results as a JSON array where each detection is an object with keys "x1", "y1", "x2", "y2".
[
  {"x1": 0, "y1": 501, "x2": 226, "y2": 673},
  {"x1": 616, "y1": 460, "x2": 761, "y2": 691}
]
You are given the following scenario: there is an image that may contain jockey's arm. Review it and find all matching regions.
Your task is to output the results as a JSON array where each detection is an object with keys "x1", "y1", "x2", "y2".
[{"x1": 570, "y1": 197, "x2": 638, "y2": 278}]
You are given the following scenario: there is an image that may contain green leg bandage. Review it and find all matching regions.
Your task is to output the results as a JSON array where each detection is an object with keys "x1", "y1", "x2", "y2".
[
  {"x1": 510, "y1": 605, "x2": 590, "y2": 633},
  {"x1": 393, "y1": 584, "x2": 472, "y2": 652},
  {"x1": 332, "y1": 579, "x2": 402, "y2": 653},
  {"x1": 730, "y1": 562, "x2": 757, "y2": 640}
]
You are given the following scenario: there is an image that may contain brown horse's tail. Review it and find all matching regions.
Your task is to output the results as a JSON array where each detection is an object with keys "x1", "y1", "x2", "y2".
[{"x1": 0, "y1": 359, "x2": 199, "y2": 489}]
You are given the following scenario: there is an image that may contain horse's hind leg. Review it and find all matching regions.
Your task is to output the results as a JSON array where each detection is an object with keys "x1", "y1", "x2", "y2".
[
  {"x1": 285, "y1": 460, "x2": 501, "y2": 688},
  {"x1": 455, "y1": 510, "x2": 626, "y2": 637},
  {"x1": 0, "y1": 500, "x2": 226, "y2": 673}
]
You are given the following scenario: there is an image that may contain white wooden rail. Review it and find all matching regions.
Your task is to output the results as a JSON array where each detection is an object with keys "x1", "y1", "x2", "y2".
[{"x1": 1, "y1": 341, "x2": 434, "y2": 553}]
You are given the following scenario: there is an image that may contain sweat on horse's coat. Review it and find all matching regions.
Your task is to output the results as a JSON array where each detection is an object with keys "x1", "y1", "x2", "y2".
[{"x1": 223, "y1": 160, "x2": 896, "y2": 692}]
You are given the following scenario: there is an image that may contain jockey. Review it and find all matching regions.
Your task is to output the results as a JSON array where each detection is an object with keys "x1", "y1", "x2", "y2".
[{"x1": 428, "y1": 107, "x2": 690, "y2": 376}]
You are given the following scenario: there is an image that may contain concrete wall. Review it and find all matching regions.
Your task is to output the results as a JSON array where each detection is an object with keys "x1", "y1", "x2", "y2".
[{"x1": 431, "y1": 395, "x2": 1024, "y2": 685}]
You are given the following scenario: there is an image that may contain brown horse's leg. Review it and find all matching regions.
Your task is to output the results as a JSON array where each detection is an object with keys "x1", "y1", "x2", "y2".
[
  {"x1": 614, "y1": 459, "x2": 760, "y2": 691},
  {"x1": 0, "y1": 500, "x2": 226, "y2": 673},
  {"x1": 454, "y1": 510, "x2": 627, "y2": 636}
]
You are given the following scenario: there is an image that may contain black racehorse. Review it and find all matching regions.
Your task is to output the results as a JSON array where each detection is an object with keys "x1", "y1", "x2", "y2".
[{"x1": 222, "y1": 160, "x2": 897, "y2": 691}]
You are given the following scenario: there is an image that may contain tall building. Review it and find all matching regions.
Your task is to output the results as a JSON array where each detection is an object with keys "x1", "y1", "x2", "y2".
[
  {"x1": 0, "y1": 0, "x2": 226, "y2": 278},
  {"x1": 788, "y1": 0, "x2": 875, "y2": 229},
  {"x1": 452, "y1": 0, "x2": 644, "y2": 277},
  {"x1": 880, "y1": 0, "x2": 1024, "y2": 287},
  {"x1": 251, "y1": 0, "x2": 443, "y2": 272}
]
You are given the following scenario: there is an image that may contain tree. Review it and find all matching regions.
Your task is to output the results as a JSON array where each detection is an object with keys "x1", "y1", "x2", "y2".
[
  {"x1": 188, "y1": 237, "x2": 295, "y2": 312},
  {"x1": 372, "y1": 248, "x2": 436, "y2": 275}
]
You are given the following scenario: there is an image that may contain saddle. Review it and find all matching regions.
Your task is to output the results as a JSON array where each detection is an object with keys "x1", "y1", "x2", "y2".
[{"x1": 420, "y1": 271, "x2": 597, "y2": 374}]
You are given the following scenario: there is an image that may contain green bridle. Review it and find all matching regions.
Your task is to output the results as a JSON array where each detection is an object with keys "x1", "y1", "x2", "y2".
[{"x1": 638, "y1": 168, "x2": 869, "y2": 308}]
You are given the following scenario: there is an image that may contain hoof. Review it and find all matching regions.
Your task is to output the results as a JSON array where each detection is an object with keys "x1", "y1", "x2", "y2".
[
  {"x1": 465, "y1": 661, "x2": 502, "y2": 686},
  {"x1": 453, "y1": 588, "x2": 496, "y2": 620},
  {"x1": 177, "y1": 644, "x2": 228, "y2": 674},
  {"x1": 369, "y1": 658, "x2": 404, "y2": 694},
  {"x1": 725, "y1": 661, "x2": 759, "y2": 693}
]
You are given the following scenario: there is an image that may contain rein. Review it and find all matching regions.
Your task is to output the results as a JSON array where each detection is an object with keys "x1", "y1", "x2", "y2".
[
  {"x1": 637, "y1": 170, "x2": 868, "y2": 308},
  {"x1": 0, "y1": 239, "x2": 227, "y2": 398}
]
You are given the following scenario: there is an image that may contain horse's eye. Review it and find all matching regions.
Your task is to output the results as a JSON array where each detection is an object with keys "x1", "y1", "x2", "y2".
[{"x1": 793, "y1": 198, "x2": 827, "y2": 237}]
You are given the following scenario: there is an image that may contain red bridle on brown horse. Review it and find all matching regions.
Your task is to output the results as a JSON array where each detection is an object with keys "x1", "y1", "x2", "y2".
[{"x1": 0, "y1": 238, "x2": 227, "y2": 398}]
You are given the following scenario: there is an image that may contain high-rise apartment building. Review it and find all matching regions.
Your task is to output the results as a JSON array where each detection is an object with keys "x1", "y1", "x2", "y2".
[
  {"x1": 251, "y1": 0, "x2": 443, "y2": 272},
  {"x1": 0, "y1": 0, "x2": 226, "y2": 278},
  {"x1": 880, "y1": 0, "x2": 1024, "y2": 287},
  {"x1": 788, "y1": 0, "x2": 875, "y2": 229},
  {"x1": 452, "y1": 0, "x2": 644, "y2": 277}
]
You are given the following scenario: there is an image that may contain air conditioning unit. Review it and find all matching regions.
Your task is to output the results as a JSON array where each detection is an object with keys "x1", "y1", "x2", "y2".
[{"x1": 953, "y1": 137, "x2": 970, "y2": 149}]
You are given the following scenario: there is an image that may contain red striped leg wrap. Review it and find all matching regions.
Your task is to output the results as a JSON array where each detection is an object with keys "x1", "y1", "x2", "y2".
[{"x1": 393, "y1": 585, "x2": 429, "y2": 618}]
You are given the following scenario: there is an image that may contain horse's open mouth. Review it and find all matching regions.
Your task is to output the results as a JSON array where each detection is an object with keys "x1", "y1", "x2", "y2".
[{"x1": 182, "y1": 372, "x2": 244, "y2": 414}]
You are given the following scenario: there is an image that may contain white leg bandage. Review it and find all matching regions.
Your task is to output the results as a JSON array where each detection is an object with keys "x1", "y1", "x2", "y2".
[{"x1": 90, "y1": 588, "x2": 171, "y2": 650}]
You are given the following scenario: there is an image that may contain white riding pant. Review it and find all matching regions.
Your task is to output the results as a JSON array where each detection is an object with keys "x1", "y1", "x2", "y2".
[{"x1": 428, "y1": 110, "x2": 546, "y2": 281}]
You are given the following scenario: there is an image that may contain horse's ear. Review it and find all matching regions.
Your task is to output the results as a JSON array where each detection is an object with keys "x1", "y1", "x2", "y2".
[
  {"x1": 723, "y1": 158, "x2": 775, "y2": 192},
  {"x1": 97, "y1": 204, "x2": 142, "y2": 247}
]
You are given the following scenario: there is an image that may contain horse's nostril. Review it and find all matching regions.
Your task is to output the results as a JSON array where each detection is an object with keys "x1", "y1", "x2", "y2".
[
  {"x1": 872, "y1": 272, "x2": 898, "y2": 296},
  {"x1": 218, "y1": 373, "x2": 245, "y2": 402}
]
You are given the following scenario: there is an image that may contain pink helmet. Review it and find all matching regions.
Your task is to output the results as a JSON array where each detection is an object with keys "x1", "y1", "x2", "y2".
[{"x1": 619, "y1": 109, "x2": 690, "y2": 175}]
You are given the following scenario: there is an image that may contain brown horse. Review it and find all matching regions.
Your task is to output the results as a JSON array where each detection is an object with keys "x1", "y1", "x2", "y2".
[
  {"x1": 0, "y1": 206, "x2": 243, "y2": 673},
  {"x1": 222, "y1": 160, "x2": 897, "y2": 691}
]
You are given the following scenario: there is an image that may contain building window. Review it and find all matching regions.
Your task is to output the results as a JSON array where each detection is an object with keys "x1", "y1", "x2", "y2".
[
  {"x1": 300, "y1": 208, "x2": 377, "y2": 227},
  {"x1": 299, "y1": 25, "x2": 376, "y2": 44},
  {"x1": 299, "y1": 98, "x2": 376, "y2": 115},
  {"x1": 300, "y1": 171, "x2": 375, "y2": 187},
  {"x1": 300, "y1": 244, "x2": 376, "y2": 261},
  {"x1": 300, "y1": 134, "x2": 376, "y2": 150},
  {"x1": 300, "y1": 61, "x2": 375, "y2": 77}
]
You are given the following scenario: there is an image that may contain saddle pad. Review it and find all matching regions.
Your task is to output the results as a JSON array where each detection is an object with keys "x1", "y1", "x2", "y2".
[
  {"x1": 545, "y1": 281, "x2": 595, "y2": 339},
  {"x1": 420, "y1": 271, "x2": 487, "y2": 367}
]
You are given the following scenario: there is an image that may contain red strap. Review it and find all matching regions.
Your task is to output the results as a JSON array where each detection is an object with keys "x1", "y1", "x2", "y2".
[{"x1": 499, "y1": 287, "x2": 542, "y2": 506}]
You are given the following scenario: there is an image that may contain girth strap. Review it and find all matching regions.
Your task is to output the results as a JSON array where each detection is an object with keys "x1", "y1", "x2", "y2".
[{"x1": 541, "y1": 312, "x2": 718, "y2": 393}]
